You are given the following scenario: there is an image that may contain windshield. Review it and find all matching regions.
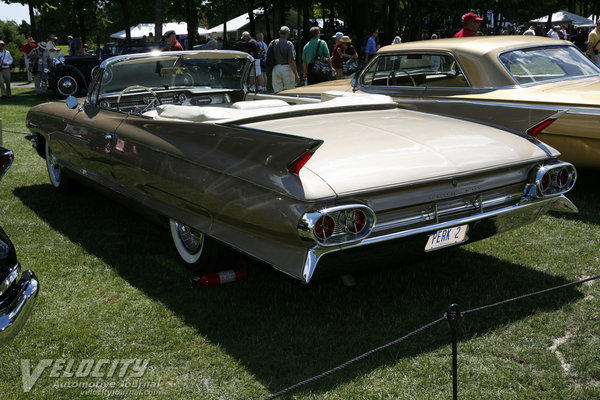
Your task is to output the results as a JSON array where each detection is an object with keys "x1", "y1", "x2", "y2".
[
  {"x1": 499, "y1": 45, "x2": 599, "y2": 85},
  {"x1": 99, "y1": 52, "x2": 251, "y2": 95}
]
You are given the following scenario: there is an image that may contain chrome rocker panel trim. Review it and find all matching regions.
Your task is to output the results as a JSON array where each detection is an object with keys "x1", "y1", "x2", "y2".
[{"x1": 301, "y1": 195, "x2": 577, "y2": 283}]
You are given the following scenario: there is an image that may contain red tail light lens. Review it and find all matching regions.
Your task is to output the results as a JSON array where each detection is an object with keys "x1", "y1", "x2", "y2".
[
  {"x1": 288, "y1": 151, "x2": 314, "y2": 175},
  {"x1": 526, "y1": 118, "x2": 556, "y2": 137},
  {"x1": 341, "y1": 209, "x2": 366, "y2": 234},
  {"x1": 557, "y1": 167, "x2": 569, "y2": 187},
  {"x1": 314, "y1": 215, "x2": 335, "y2": 241},
  {"x1": 540, "y1": 172, "x2": 551, "y2": 192}
]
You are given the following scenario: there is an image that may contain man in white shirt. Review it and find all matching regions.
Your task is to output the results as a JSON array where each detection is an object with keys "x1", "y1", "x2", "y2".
[
  {"x1": 523, "y1": 26, "x2": 536, "y2": 36},
  {"x1": 46, "y1": 34, "x2": 60, "y2": 59},
  {"x1": 0, "y1": 40, "x2": 13, "y2": 98}
]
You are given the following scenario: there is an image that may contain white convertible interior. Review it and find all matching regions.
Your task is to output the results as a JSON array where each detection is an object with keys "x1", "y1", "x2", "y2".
[{"x1": 142, "y1": 92, "x2": 396, "y2": 123}]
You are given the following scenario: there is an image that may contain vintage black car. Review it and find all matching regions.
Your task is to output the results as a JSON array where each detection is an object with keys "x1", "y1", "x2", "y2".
[
  {"x1": 0, "y1": 147, "x2": 39, "y2": 346},
  {"x1": 49, "y1": 43, "x2": 168, "y2": 98}
]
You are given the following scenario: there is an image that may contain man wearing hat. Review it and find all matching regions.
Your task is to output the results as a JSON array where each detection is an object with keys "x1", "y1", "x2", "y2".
[
  {"x1": 27, "y1": 41, "x2": 51, "y2": 94},
  {"x1": 20, "y1": 37, "x2": 37, "y2": 83},
  {"x1": 164, "y1": 30, "x2": 183, "y2": 51},
  {"x1": 46, "y1": 34, "x2": 60, "y2": 59},
  {"x1": 0, "y1": 40, "x2": 13, "y2": 98},
  {"x1": 454, "y1": 12, "x2": 483, "y2": 37},
  {"x1": 331, "y1": 32, "x2": 344, "y2": 79},
  {"x1": 239, "y1": 31, "x2": 262, "y2": 82}
]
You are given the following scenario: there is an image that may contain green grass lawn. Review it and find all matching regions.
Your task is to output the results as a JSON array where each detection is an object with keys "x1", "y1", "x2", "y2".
[{"x1": 0, "y1": 85, "x2": 599, "y2": 399}]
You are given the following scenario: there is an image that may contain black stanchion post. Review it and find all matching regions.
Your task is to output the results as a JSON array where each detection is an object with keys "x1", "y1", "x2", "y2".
[{"x1": 446, "y1": 304, "x2": 462, "y2": 400}]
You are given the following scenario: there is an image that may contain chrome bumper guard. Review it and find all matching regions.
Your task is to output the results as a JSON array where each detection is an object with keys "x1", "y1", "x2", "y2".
[
  {"x1": 0, "y1": 267, "x2": 39, "y2": 346},
  {"x1": 300, "y1": 195, "x2": 577, "y2": 283}
]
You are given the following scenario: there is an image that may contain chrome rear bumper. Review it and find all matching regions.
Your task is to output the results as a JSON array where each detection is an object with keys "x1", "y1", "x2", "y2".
[
  {"x1": 301, "y1": 194, "x2": 577, "y2": 283},
  {"x1": 0, "y1": 268, "x2": 39, "y2": 346}
]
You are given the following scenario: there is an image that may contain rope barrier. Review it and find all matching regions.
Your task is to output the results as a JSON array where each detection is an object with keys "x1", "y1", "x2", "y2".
[{"x1": 262, "y1": 273, "x2": 599, "y2": 400}]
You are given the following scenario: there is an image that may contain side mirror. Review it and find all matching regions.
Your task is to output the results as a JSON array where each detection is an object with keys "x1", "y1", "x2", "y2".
[{"x1": 66, "y1": 96, "x2": 78, "y2": 109}]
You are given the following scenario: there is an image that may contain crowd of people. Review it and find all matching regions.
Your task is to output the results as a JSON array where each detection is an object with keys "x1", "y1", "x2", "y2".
[
  {"x1": 0, "y1": 33, "x2": 82, "y2": 98},
  {"x1": 2, "y1": 13, "x2": 600, "y2": 98}
]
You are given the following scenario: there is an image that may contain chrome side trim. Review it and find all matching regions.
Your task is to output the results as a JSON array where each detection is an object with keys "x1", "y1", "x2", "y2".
[
  {"x1": 301, "y1": 195, "x2": 577, "y2": 283},
  {"x1": 0, "y1": 270, "x2": 39, "y2": 346}
]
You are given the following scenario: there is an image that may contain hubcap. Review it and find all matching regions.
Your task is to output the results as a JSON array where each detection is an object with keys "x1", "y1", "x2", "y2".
[
  {"x1": 176, "y1": 222, "x2": 203, "y2": 254},
  {"x1": 47, "y1": 146, "x2": 61, "y2": 184},
  {"x1": 58, "y1": 76, "x2": 77, "y2": 96}
]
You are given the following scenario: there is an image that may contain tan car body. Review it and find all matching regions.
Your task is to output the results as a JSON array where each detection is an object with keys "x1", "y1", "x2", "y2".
[
  {"x1": 26, "y1": 50, "x2": 578, "y2": 283},
  {"x1": 281, "y1": 36, "x2": 600, "y2": 168}
]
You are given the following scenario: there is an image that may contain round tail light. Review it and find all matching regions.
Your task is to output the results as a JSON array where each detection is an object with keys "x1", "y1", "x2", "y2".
[
  {"x1": 557, "y1": 167, "x2": 569, "y2": 188},
  {"x1": 540, "y1": 172, "x2": 551, "y2": 193},
  {"x1": 341, "y1": 209, "x2": 366, "y2": 234},
  {"x1": 314, "y1": 215, "x2": 335, "y2": 241}
]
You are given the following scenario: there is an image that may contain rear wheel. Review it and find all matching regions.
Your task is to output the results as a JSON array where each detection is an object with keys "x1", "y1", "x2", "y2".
[
  {"x1": 169, "y1": 218, "x2": 219, "y2": 274},
  {"x1": 45, "y1": 140, "x2": 70, "y2": 193}
]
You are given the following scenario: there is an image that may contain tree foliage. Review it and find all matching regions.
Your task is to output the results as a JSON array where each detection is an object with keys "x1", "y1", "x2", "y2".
[{"x1": 3, "y1": 0, "x2": 600, "y2": 50}]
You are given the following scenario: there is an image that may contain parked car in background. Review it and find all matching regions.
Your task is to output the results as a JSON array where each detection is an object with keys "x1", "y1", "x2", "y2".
[
  {"x1": 49, "y1": 42, "x2": 168, "y2": 98},
  {"x1": 281, "y1": 36, "x2": 600, "y2": 168},
  {"x1": 26, "y1": 50, "x2": 578, "y2": 283},
  {"x1": 0, "y1": 147, "x2": 39, "y2": 346}
]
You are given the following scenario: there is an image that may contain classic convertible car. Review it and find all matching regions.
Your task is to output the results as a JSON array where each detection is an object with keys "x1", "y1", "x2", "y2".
[
  {"x1": 281, "y1": 36, "x2": 600, "y2": 168},
  {"x1": 26, "y1": 50, "x2": 578, "y2": 283},
  {"x1": 0, "y1": 147, "x2": 39, "y2": 346}
]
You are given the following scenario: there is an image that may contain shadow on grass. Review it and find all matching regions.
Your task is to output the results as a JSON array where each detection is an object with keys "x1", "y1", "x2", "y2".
[
  {"x1": 14, "y1": 183, "x2": 584, "y2": 395},
  {"x1": 552, "y1": 168, "x2": 600, "y2": 226}
]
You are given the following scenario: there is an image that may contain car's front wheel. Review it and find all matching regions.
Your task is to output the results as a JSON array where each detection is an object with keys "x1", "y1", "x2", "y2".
[
  {"x1": 45, "y1": 140, "x2": 70, "y2": 193},
  {"x1": 169, "y1": 219, "x2": 218, "y2": 273}
]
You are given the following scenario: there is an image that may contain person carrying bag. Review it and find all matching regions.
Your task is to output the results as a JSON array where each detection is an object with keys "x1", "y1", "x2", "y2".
[{"x1": 302, "y1": 27, "x2": 333, "y2": 85}]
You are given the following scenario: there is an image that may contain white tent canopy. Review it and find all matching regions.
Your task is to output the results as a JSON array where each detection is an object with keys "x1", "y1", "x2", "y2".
[
  {"x1": 531, "y1": 10, "x2": 595, "y2": 28},
  {"x1": 209, "y1": 9, "x2": 263, "y2": 34},
  {"x1": 110, "y1": 22, "x2": 210, "y2": 39}
]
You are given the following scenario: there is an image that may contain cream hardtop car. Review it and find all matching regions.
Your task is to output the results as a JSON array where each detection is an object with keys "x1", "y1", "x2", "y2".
[{"x1": 280, "y1": 36, "x2": 600, "y2": 168}]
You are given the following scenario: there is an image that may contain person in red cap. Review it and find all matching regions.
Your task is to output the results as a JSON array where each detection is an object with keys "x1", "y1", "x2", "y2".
[{"x1": 454, "y1": 12, "x2": 483, "y2": 37}]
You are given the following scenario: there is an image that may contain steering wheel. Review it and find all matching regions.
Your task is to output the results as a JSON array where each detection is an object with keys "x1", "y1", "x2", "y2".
[
  {"x1": 397, "y1": 69, "x2": 416, "y2": 86},
  {"x1": 116, "y1": 85, "x2": 161, "y2": 112}
]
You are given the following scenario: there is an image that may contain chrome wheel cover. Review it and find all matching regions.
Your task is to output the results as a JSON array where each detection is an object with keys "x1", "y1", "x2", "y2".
[
  {"x1": 57, "y1": 75, "x2": 78, "y2": 97},
  {"x1": 45, "y1": 142, "x2": 61, "y2": 187},
  {"x1": 169, "y1": 219, "x2": 204, "y2": 264}
]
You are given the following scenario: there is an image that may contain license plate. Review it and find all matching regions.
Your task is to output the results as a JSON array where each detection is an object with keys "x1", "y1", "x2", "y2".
[{"x1": 425, "y1": 225, "x2": 468, "y2": 251}]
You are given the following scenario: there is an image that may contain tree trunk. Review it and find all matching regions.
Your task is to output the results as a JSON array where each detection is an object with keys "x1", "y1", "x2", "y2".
[
  {"x1": 28, "y1": 0, "x2": 36, "y2": 38},
  {"x1": 223, "y1": 0, "x2": 228, "y2": 49},
  {"x1": 263, "y1": 2, "x2": 271, "y2": 42},
  {"x1": 186, "y1": 0, "x2": 199, "y2": 49},
  {"x1": 155, "y1": 0, "x2": 163, "y2": 40},
  {"x1": 122, "y1": 0, "x2": 131, "y2": 42},
  {"x1": 76, "y1": 0, "x2": 86, "y2": 45},
  {"x1": 247, "y1": 5, "x2": 256, "y2": 38}
]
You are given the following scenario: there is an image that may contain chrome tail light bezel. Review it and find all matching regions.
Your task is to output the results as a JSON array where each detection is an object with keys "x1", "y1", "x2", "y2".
[
  {"x1": 298, "y1": 204, "x2": 376, "y2": 247},
  {"x1": 530, "y1": 161, "x2": 577, "y2": 198}
]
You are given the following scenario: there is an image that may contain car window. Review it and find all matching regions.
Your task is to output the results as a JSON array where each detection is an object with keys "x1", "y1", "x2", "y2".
[
  {"x1": 499, "y1": 45, "x2": 599, "y2": 85},
  {"x1": 99, "y1": 54, "x2": 251, "y2": 96},
  {"x1": 360, "y1": 54, "x2": 468, "y2": 88}
]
